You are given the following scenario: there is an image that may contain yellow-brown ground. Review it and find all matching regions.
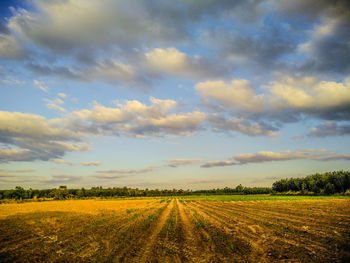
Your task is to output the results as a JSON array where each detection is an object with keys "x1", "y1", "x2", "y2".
[{"x1": 0, "y1": 198, "x2": 349, "y2": 262}]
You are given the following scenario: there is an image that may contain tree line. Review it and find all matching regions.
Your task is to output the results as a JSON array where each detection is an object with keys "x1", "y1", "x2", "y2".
[
  {"x1": 0, "y1": 185, "x2": 271, "y2": 200},
  {"x1": 1, "y1": 171, "x2": 349, "y2": 200},
  {"x1": 272, "y1": 171, "x2": 350, "y2": 195}
]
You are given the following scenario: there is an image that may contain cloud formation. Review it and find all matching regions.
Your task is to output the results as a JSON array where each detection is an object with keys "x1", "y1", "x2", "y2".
[
  {"x1": 202, "y1": 149, "x2": 350, "y2": 167},
  {"x1": 309, "y1": 121, "x2": 350, "y2": 137},
  {"x1": 165, "y1": 158, "x2": 202, "y2": 168},
  {"x1": 0, "y1": 169, "x2": 35, "y2": 173},
  {"x1": 0, "y1": 97, "x2": 207, "y2": 163},
  {"x1": 52, "y1": 159, "x2": 74, "y2": 165},
  {"x1": 144, "y1": 47, "x2": 225, "y2": 79},
  {"x1": 68, "y1": 97, "x2": 206, "y2": 137},
  {"x1": 43, "y1": 175, "x2": 82, "y2": 185},
  {"x1": 0, "y1": 111, "x2": 88, "y2": 162},
  {"x1": 0, "y1": 33, "x2": 24, "y2": 59},
  {"x1": 196, "y1": 79, "x2": 264, "y2": 113},
  {"x1": 208, "y1": 115, "x2": 277, "y2": 136},
  {"x1": 80, "y1": 161, "x2": 101, "y2": 166},
  {"x1": 44, "y1": 98, "x2": 66, "y2": 112},
  {"x1": 33, "y1": 80, "x2": 49, "y2": 92},
  {"x1": 52, "y1": 160, "x2": 101, "y2": 166},
  {"x1": 197, "y1": 76, "x2": 350, "y2": 123},
  {"x1": 96, "y1": 166, "x2": 158, "y2": 179}
]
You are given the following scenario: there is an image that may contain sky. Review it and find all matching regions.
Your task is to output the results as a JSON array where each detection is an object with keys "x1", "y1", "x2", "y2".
[{"x1": 0, "y1": 0, "x2": 350, "y2": 190}]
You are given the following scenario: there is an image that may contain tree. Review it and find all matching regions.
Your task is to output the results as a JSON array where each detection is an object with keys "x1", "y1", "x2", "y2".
[{"x1": 324, "y1": 183, "x2": 336, "y2": 195}]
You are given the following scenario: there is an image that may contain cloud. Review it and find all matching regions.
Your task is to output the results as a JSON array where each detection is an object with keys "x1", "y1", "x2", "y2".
[
  {"x1": 144, "y1": 47, "x2": 225, "y2": 79},
  {"x1": 82, "y1": 59, "x2": 146, "y2": 87},
  {"x1": 200, "y1": 25, "x2": 294, "y2": 70},
  {"x1": 165, "y1": 158, "x2": 202, "y2": 168},
  {"x1": 58, "y1": 93, "x2": 67, "y2": 98},
  {"x1": 33, "y1": 80, "x2": 49, "y2": 92},
  {"x1": 28, "y1": 59, "x2": 149, "y2": 89},
  {"x1": 43, "y1": 175, "x2": 82, "y2": 185},
  {"x1": 52, "y1": 160, "x2": 101, "y2": 166},
  {"x1": 196, "y1": 79, "x2": 264, "y2": 113},
  {"x1": 0, "y1": 169, "x2": 35, "y2": 173},
  {"x1": 0, "y1": 111, "x2": 88, "y2": 162},
  {"x1": 1, "y1": 1, "x2": 260, "y2": 86},
  {"x1": 0, "y1": 33, "x2": 24, "y2": 59},
  {"x1": 80, "y1": 161, "x2": 101, "y2": 166},
  {"x1": 68, "y1": 97, "x2": 206, "y2": 137},
  {"x1": 0, "y1": 98, "x2": 206, "y2": 163},
  {"x1": 309, "y1": 121, "x2": 350, "y2": 137},
  {"x1": 52, "y1": 159, "x2": 74, "y2": 165},
  {"x1": 267, "y1": 76, "x2": 350, "y2": 120},
  {"x1": 201, "y1": 160, "x2": 236, "y2": 168},
  {"x1": 6, "y1": 0, "x2": 251, "y2": 56},
  {"x1": 277, "y1": 0, "x2": 350, "y2": 74},
  {"x1": 208, "y1": 114, "x2": 277, "y2": 136},
  {"x1": 27, "y1": 63, "x2": 84, "y2": 81},
  {"x1": 0, "y1": 148, "x2": 43, "y2": 162},
  {"x1": 0, "y1": 174, "x2": 37, "y2": 183},
  {"x1": 185, "y1": 179, "x2": 222, "y2": 185},
  {"x1": 201, "y1": 149, "x2": 350, "y2": 167},
  {"x1": 94, "y1": 174, "x2": 124, "y2": 180},
  {"x1": 2, "y1": 0, "x2": 349, "y2": 79},
  {"x1": 0, "y1": 77, "x2": 24, "y2": 85},
  {"x1": 197, "y1": 76, "x2": 350, "y2": 123},
  {"x1": 96, "y1": 166, "x2": 158, "y2": 179},
  {"x1": 0, "y1": 174, "x2": 14, "y2": 178},
  {"x1": 234, "y1": 150, "x2": 320, "y2": 164},
  {"x1": 44, "y1": 98, "x2": 66, "y2": 112}
]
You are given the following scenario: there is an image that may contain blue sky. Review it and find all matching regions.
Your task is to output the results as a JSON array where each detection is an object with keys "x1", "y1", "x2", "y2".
[{"x1": 1, "y1": 0, "x2": 350, "y2": 189}]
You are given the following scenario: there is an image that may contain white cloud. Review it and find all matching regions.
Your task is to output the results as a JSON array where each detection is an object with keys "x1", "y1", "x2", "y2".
[
  {"x1": 45, "y1": 99, "x2": 66, "y2": 112},
  {"x1": 309, "y1": 121, "x2": 350, "y2": 137},
  {"x1": 0, "y1": 111, "x2": 87, "y2": 162},
  {"x1": 201, "y1": 149, "x2": 350, "y2": 167},
  {"x1": 86, "y1": 60, "x2": 136, "y2": 84},
  {"x1": 201, "y1": 160, "x2": 236, "y2": 168},
  {"x1": 268, "y1": 76, "x2": 350, "y2": 113},
  {"x1": 196, "y1": 76, "x2": 350, "y2": 122},
  {"x1": 69, "y1": 97, "x2": 206, "y2": 137},
  {"x1": 34, "y1": 79, "x2": 49, "y2": 92},
  {"x1": 145, "y1": 48, "x2": 190, "y2": 72},
  {"x1": 0, "y1": 33, "x2": 24, "y2": 59},
  {"x1": 80, "y1": 161, "x2": 101, "y2": 166},
  {"x1": 165, "y1": 158, "x2": 202, "y2": 167},
  {"x1": 142, "y1": 47, "x2": 226, "y2": 80},
  {"x1": 43, "y1": 175, "x2": 82, "y2": 184},
  {"x1": 196, "y1": 79, "x2": 264, "y2": 113},
  {"x1": 0, "y1": 169, "x2": 35, "y2": 173},
  {"x1": 52, "y1": 159, "x2": 74, "y2": 165},
  {"x1": 96, "y1": 166, "x2": 158, "y2": 179},
  {"x1": 208, "y1": 115, "x2": 277, "y2": 136}
]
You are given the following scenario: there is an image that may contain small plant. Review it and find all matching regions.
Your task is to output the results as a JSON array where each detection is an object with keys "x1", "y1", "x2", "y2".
[{"x1": 230, "y1": 242, "x2": 235, "y2": 252}]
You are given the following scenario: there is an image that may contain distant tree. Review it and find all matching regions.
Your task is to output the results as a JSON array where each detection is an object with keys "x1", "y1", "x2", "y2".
[
  {"x1": 324, "y1": 183, "x2": 336, "y2": 195},
  {"x1": 273, "y1": 171, "x2": 349, "y2": 195},
  {"x1": 235, "y1": 184, "x2": 244, "y2": 193}
]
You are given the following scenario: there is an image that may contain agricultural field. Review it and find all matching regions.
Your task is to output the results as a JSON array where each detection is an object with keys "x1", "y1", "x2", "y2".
[{"x1": 0, "y1": 197, "x2": 349, "y2": 262}]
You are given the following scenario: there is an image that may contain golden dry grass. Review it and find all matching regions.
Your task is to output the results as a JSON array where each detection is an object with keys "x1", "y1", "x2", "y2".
[{"x1": 0, "y1": 199, "x2": 157, "y2": 218}]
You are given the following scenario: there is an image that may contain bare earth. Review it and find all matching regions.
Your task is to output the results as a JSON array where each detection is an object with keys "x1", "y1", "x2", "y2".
[{"x1": 0, "y1": 198, "x2": 349, "y2": 262}]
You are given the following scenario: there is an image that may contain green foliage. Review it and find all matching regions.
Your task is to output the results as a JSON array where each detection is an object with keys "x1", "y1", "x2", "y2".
[
  {"x1": 0, "y1": 185, "x2": 272, "y2": 200},
  {"x1": 272, "y1": 171, "x2": 350, "y2": 194}
]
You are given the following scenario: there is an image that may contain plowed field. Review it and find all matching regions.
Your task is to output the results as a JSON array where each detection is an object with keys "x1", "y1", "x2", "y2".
[{"x1": 1, "y1": 198, "x2": 349, "y2": 262}]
